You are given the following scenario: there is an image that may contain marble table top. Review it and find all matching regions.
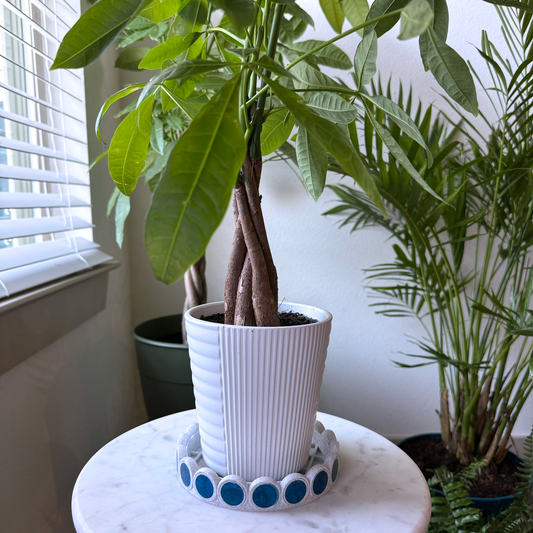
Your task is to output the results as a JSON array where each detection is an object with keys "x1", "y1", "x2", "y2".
[{"x1": 72, "y1": 410, "x2": 431, "y2": 533}]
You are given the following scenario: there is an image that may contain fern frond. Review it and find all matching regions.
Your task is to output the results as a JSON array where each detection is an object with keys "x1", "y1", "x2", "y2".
[
  {"x1": 428, "y1": 467, "x2": 484, "y2": 533},
  {"x1": 514, "y1": 426, "x2": 533, "y2": 502}
]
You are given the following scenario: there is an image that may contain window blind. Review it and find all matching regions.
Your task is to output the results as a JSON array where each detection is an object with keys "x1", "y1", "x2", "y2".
[{"x1": 0, "y1": 0, "x2": 112, "y2": 299}]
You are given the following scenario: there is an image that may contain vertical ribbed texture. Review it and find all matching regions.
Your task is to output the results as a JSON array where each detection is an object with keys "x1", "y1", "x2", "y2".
[
  {"x1": 186, "y1": 302, "x2": 332, "y2": 481},
  {"x1": 220, "y1": 320, "x2": 331, "y2": 481}
]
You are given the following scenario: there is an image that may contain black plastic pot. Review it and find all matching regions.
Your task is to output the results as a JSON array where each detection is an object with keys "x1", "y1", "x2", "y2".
[
  {"x1": 398, "y1": 433, "x2": 520, "y2": 518},
  {"x1": 132, "y1": 314, "x2": 195, "y2": 420}
]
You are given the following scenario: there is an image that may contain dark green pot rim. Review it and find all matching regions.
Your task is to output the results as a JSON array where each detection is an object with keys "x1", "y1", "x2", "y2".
[
  {"x1": 397, "y1": 433, "x2": 520, "y2": 503},
  {"x1": 132, "y1": 315, "x2": 187, "y2": 349}
]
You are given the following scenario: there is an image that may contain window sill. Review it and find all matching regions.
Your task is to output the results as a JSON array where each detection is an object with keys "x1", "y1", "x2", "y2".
[{"x1": 0, "y1": 261, "x2": 119, "y2": 376}]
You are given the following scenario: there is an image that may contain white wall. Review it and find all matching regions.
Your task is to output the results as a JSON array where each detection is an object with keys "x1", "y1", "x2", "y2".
[
  {"x1": 128, "y1": 0, "x2": 532, "y2": 439},
  {"x1": 0, "y1": 47, "x2": 146, "y2": 532}
]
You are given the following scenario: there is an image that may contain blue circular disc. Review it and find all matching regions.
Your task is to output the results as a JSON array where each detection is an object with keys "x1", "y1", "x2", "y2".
[
  {"x1": 195, "y1": 474, "x2": 214, "y2": 499},
  {"x1": 180, "y1": 463, "x2": 191, "y2": 487},
  {"x1": 220, "y1": 482, "x2": 245, "y2": 506},
  {"x1": 285, "y1": 480, "x2": 307, "y2": 504},
  {"x1": 252, "y1": 484, "x2": 279, "y2": 508},
  {"x1": 332, "y1": 459, "x2": 339, "y2": 482},
  {"x1": 313, "y1": 471, "x2": 328, "y2": 495}
]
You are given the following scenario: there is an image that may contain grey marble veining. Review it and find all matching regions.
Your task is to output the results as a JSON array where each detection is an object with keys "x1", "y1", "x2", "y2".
[{"x1": 72, "y1": 410, "x2": 431, "y2": 533}]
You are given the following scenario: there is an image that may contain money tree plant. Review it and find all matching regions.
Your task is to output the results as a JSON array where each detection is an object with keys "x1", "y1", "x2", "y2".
[{"x1": 51, "y1": 0, "x2": 494, "y2": 327}]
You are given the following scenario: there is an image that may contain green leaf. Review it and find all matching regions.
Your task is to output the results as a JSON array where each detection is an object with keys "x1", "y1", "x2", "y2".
[
  {"x1": 279, "y1": 43, "x2": 316, "y2": 66},
  {"x1": 285, "y1": 2, "x2": 315, "y2": 28},
  {"x1": 162, "y1": 76, "x2": 205, "y2": 111},
  {"x1": 115, "y1": 192, "x2": 131, "y2": 248},
  {"x1": 419, "y1": 0, "x2": 447, "y2": 70},
  {"x1": 115, "y1": 47, "x2": 151, "y2": 70},
  {"x1": 145, "y1": 139, "x2": 178, "y2": 182},
  {"x1": 118, "y1": 25, "x2": 154, "y2": 48},
  {"x1": 252, "y1": 55, "x2": 295, "y2": 79},
  {"x1": 364, "y1": 0, "x2": 409, "y2": 38},
  {"x1": 264, "y1": 77, "x2": 385, "y2": 213},
  {"x1": 340, "y1": 0, "x2": 369, "y2": 32},
  {"x1": 165, "y1": 113, "x2": 184, "y2": 130},
  {"x1": 95, "y1": 84, "x2": 144, "y2": 142},
  {"x1": 425, "y1": 28, "x2": 478, "y2": 115},
  {"x1": 398, "y1": 0, "x2": 433, "y2": 40},
  {"x1": 140, "y1": 0, "x2": 190, "y2": 22},
  {"x1": 52, "y1": 0, "x2": 150, "y2": 69},
  {"x1": 150, "y1": 117, "x2": 165, "y2": 154},
  {"x1": 432, "y1": 0, "x2": 448, "y2": 40},
  {"x1": 140, "y1": 60, "x2": 228, "y2": 104},
  {"x1": 296, "y1": 128, "x2": 328, "y2": 201},
  {"x1": 364, "y1": 104, "x2": 443, "y2": 201},
  {"x1": 291, "y1": 62, "x2": 341, "y2": 89},
  {"x1": 319, "y1": 0, "x2": 345, "y2": 33},
  {"x1": 127, "y1": 16, "x2": 155, "y2": 29},
  {"x1": 139, "y1": 33, "x2": 200, "y2": 69},
  {"x1": 482, "y1": 0, "x2": 533, "y2": 13},
  {"x1": 161, "y1": 83, "x2": 204, "y2": 116},
  {"x1": 89, "y1": 151, "x2": 108, "y2": 172},
  {"x1": 150, "y1": 20, "x2": 172, "y2": 39},
  {"x1": 362, "y1": 94, "x2": 433, "y2": 165},
  {"x1": 145, "y1": 75, "x2": 246, "y2": 283},
  {"x1": 261, "y1": 109, "x2": 295, "y2": 156},
  {"x1": 279, "y1": 16, "x2": 308, "y2": 43},
  {"x1": 108, "y1": 94, "x2": 155, "y2": 195},
  {"x1": 196, "y1": 73, "x2": 232, "y2": 91},
  {"x1": 354, "y1": 30, "x2": 378, "y2": 88},
  {"x1": 289, "y1": 40, "x2": 352, "y2": 69},
  {"x1": 107, "y1": 187, "x2": 120, "y2": 217},
  {"x1": 225, "y1": 47, "x2": 259, "y2": 57},
  {"x1": 115, "y1": 100, "x2": 139, "y2": 119},
  {"x1": 171, "y1": 0, "x2": 207, "y2": 36},
  {"x1": 210, "y1": 0, "x2": 254, "y2": 30},
  {"x1": 419, "y1": 32, "x2": 430, "y2": 71},
  {"x1": 306, "y1": 92, "x2": 358, "y2": 123}
]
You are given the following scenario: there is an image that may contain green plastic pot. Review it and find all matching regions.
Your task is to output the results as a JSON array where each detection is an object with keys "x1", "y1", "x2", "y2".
[{"x1": 132, "y1": 314, "x2": 195, "y2": 420}]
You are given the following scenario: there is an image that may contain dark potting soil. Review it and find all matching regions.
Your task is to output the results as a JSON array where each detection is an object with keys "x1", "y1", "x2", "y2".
[
  {"x1": 399, "y1": 436, "x2": 519, "y2": 498},
  {"x1": 156, "y1": 332, "x2": 184, "y2": 344},
  {"x1": 200, "y1": 311, "x2": 317, "y2": 326}
]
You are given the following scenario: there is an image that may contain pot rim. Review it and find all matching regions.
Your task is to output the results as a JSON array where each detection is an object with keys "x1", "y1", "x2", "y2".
[
  {"x1": 132, "y1": 314, "x2": 187, "y2": 349},
  {"x1": 184, "y1": 301, "x2": 333, "y2": 330},
  {"x1": 397, "y1": 432, "x2": 519, "y2": 502}
]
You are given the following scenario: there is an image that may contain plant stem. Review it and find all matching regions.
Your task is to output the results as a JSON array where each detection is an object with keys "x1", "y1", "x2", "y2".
[
  {"x1": 249, "y1": 2, "x2": 284, "y2": 157},
  {"x1": 243, "y1": 9, "x2": 403, "y2": 109}
]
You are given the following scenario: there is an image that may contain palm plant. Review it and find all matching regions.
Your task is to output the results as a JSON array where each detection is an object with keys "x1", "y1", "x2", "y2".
[{"x1": 328, "y1": 3, "x2": 533, "y2": 466}]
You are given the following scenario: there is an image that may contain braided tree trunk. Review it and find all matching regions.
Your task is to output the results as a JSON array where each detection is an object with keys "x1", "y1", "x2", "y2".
[
  {"x1": 224, "y1": 154, "x2": 280, "y2": 327},
  {"x1": 223, "y1": 3, "x2": 284, "y2": 328},
  {"x1": 181, "y1": 255, "x2": 207, "y2": 343}
]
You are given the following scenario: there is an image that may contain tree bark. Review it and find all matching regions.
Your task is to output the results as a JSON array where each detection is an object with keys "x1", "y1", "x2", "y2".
[
  {"x1": 224, "y1": 153, "x2": 279, "y2": 327},
  {"x1": 182, "y1": 255, "x2": 207, "y2": 343},
  {"x1": 224, "y1": 195, "x2": 247, "y2": 324},
  {"x1": 243, "y1": 155, "x2": 278, "y2": 306},
  {"x1": 234, "y1": 255, "x2": 254, "y2": 325}
]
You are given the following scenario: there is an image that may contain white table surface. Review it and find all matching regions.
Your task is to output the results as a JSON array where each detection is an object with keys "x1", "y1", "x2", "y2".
[{"x1": 72, "y1": 410, "x2": 431, "y2": 533}]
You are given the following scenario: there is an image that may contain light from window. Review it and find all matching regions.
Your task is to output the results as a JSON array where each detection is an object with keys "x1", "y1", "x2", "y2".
[{"x1": 0, "y1": 0, "x2": 112, "y2": 299}]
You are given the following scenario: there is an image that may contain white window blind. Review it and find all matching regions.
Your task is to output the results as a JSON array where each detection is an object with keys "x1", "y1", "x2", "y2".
[{"x1": 0, "y1": 0, "x2": 112, "y2": 299}]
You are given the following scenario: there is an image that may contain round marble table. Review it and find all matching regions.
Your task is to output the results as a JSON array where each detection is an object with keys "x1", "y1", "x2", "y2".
[{"x1": 72, "y1": 410, "x2": 431, "y2": 532}]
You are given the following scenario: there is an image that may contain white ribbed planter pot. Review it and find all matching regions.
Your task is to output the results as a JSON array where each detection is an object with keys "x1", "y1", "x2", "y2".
[{"x1": 185, "y1": 301, "x2": 332, "y2": 482}]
